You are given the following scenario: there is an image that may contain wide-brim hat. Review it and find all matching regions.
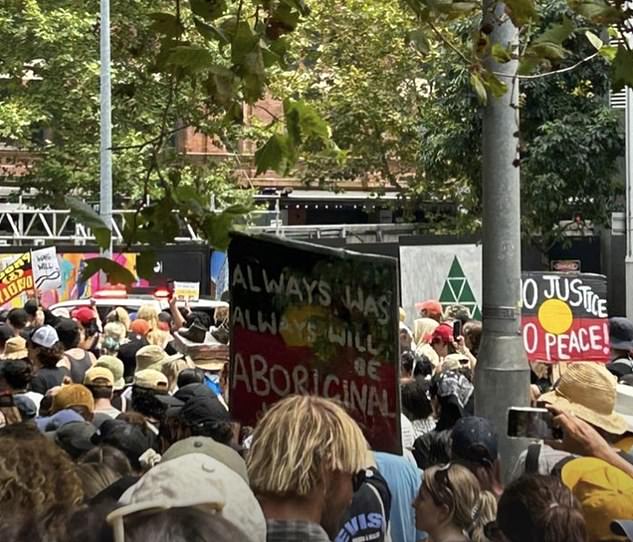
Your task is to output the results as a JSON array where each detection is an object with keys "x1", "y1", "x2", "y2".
[
  {"x1": 539, "y1": 363, "x2": 628, "y2": 435},
  {"x1": 3, "y1": 336, "x2": 29, "y2": 359},
  {"x1": 616, "y1": 383, "x2": 633, "y2": 432}
]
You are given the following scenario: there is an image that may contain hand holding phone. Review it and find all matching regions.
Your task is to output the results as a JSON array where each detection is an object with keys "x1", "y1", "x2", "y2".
[
  {"x1": 453, "y1": 320, "x2": 462, "y2": 341},
  {"x1": 507, "y1": 407, "x2": 563, "y2": 440}
]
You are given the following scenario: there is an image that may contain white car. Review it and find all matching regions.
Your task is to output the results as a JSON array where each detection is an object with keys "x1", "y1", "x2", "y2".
[{"x1": 49, "y1": 293, "x2": 228, "y2": 321}]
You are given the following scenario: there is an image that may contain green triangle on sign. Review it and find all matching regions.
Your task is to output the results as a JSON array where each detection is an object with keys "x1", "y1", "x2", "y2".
[
  {"x1": 448, "y1": 256, "x2": 466, "y2": 278},
  {"x1": 448, "y1": 278, "x2": 465, "y2": 299},
  {"x1": 439, "y1": 281, "x2": 457, "y2": 303},
  {"x1": 460, "y1": 281, "x2": 476, "y2": 303},
  {"x1": 438, "y1": 256, "x2": 482, "y2": 321}
]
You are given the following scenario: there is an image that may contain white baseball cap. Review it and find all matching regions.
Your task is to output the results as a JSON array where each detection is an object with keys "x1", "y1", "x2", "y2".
[
  {"x1": 107, "y1": 453, "x2": 266, "y2": 542},
  {"x1": 30, "y1": 325, "x2": 59, "y2": 348}
]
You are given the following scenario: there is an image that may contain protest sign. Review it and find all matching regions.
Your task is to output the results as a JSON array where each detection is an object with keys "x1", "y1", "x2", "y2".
[
  {"x1": 521, "y1": 272, "x2": 609, "y2": 363},
  {"x1": 229, "y1": 233, "x2": 402, "y2": 454},
  {"x1": 173, "y1": 281, "x2": 200, "y2": 301},
  {"x1": 0, "y1": 252, "x2": 33, "y2": 304},
  {"x1": 31, "y1": 247, "x2": 62, "y2": 291}
]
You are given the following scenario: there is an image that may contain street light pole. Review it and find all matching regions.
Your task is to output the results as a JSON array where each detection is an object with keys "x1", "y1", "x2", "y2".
[
  {"x1": 99, "y1": 0, "x2": 113, "y2": 258},
  {"x1": 475, "y1": 1, "x2": 531, "y2": 479},
  {"x1": 625, "y1": 78, "x2": 633, "y2": 318}
]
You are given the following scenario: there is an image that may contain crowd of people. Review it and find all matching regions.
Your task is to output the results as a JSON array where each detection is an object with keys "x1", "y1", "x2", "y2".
[{"x1": 0, "y1": 294, "x2": 631, "y2": 541}]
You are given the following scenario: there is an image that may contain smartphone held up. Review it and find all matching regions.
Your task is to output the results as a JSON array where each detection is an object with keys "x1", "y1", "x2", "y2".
[{"x1": 507, "y1": 407, "x2": 563, "y2": 440}]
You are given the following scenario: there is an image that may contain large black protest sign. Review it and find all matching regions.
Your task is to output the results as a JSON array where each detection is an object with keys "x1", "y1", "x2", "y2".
[{"x1": 229, "y1": 233, "x2": 402, "y2": 454}]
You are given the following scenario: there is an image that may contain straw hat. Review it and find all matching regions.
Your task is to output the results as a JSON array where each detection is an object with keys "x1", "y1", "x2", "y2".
[
  {"x1": 540, "y1": 362, "x2": 628, "y2": 435},
  {"x1": 3, "y1": 336, "x2": 28, "y2": 359}
]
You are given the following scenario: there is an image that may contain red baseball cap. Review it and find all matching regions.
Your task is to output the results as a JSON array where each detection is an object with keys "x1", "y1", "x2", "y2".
[
  {"x1": 431, "y1": 323, "x2": 453, "y2": 344},
  {"x1": 415, "y1": 299, "x2": 443, "y2": 316},
  {"x1": 72, "y1": 306, "x2": 97, "y2": 325},
  {"x1": 130, "y1": 319, "x2": 151, "y2": 336}
]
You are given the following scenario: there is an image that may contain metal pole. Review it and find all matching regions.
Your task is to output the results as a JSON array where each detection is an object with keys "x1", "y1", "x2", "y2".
[
  {"x1": 99, "y1": 0, "x2": 113, "y2": 258},
  {"x1": 625, "y1": 80, "x2": 633, "y2": 318},
  {"x1": 475, "y1": 1, "x2": 531, "y2": 481}
]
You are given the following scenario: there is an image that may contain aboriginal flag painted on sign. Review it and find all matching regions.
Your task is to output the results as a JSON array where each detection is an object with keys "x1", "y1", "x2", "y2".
[{"x1": 521, "y1": 272, "x2": 609, "y2": 363}]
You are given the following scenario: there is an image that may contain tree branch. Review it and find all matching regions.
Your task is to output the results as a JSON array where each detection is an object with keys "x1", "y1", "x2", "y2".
[
  {"x1": 494, "y1": 52, "x2": 600, "y2": 81},
  {"x1": 428, "y1": 20, "x2": 471, "y2": 65}
]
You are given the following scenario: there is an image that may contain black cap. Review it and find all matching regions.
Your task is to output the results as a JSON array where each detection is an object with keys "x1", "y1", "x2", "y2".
[
  {"x1": 54, "y1": 421, "x2": 97, "y2": 459},
  {"x1": 610, "y1": 317, "x2": 633, "y2": 351},
  {"x1": 451, "y1": 416, "x2": 498, "y2": 466},
  {"x1": 180, "y1": 394, "x2": 230, "y2": 426},
  {"x1": 92, "y1": 419, "x2": 154, "y2": 470},
  {"x1": 174, "y1": 382, "x2": 214, "y2": 403}
]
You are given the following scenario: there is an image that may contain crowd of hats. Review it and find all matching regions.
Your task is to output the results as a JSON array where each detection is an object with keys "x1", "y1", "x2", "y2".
[{"x1": 0, "y1": 298, "x2": 631, "y2": 542}]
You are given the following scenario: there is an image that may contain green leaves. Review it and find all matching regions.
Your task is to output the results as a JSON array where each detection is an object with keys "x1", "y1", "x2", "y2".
[
  {"x1": 254, "y1": 99, "x2": 333, "y2": 176},
  {"x1": 167, "y1": 45, "x2": 215, "y2": 73},
  {"x1": 612, "y1": 46, "x2": 633, "y2": 92},
  {"x1": 491, "y1": 43, "x2": 512, "y2": 63},
  {"x1": 520, "y1": 17, "x2": 574, "y2": 75},
  {"x1": 80, "y1": 257, "x2": 136, "y2": 285},
  {"x1": 255, "y1": 134, "x2": 291, "y2": 175},
  {"x1": 585, "y1": 31, "x2": 617, "y2": 61},
  {"x1": 470, "y1": 72, "x2": 487, "y2": 103},
  {"x1": 190, "y1": 0, "x2": 227, "y2": 21},
  {"x1": 407, "y1": 28, "x2": 431, "y2": 55},
  {"x1": 504, "y1": 0, "x2": 538, "y2": 26},
  {"x1": 148, "y1": 12, "x2": 184, "y2": 37},
  {"x1": 65, "y1": 196, "x2": 111, "y2": 250},
  {"x1": 567, "y1": 0, "x2": 623, "y2": 25},
  {"x1": 202, "y1": 204, "x2": 250, "y2": 250}
]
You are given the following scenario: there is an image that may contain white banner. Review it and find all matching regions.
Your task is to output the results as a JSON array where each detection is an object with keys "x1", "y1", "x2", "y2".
[
  {"x1": 31, "y1": 247, "x2": 62, "y2": 291},
  {"x1": 399, "y1": 243, "x2": 482, "y2": 325}
]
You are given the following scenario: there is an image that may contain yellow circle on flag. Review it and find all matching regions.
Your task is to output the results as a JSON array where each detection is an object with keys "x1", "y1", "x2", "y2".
[{"x1": 537, "y1": 298, "x2": 573, "y2": 335}]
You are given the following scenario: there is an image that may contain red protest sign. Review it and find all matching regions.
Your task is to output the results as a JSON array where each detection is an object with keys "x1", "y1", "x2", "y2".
[
  {"x1": 228, "y1": 233, "x2": 402, "y2": 454},
  {"x1": 521, "y1": 272, "x2": 609, "y2": 363}
]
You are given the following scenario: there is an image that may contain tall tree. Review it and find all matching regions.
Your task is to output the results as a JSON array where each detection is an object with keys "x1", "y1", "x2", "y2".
[{"x1": 0, "y1": 0, "x2": 335, "y2": 280}]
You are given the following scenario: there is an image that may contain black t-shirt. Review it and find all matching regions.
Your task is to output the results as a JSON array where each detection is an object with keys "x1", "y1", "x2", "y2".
[
  {"x1": 31, "y1": 366, "x2": 70, "y2": 395},
  {"x1": 335, "y1": 467, "x2": 392, "y2": 542}
]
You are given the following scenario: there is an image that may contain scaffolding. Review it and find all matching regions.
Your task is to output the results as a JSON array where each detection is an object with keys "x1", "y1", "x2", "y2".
[{"x1": 0, "y1": 206, "x2": 418, "y2": 246}]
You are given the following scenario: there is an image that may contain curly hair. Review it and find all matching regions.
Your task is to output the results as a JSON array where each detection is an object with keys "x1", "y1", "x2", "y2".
[{"x1": 0, "y1": 436, "x2": 83, "y2": 526}]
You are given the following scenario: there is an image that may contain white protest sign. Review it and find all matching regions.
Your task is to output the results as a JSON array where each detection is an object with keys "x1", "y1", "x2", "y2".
[
  {"x1": 31, "y1": 247, "x2": 62, "y2": 291},
  {"x1": 174, "y1": 281, "x2": 200, "y2": 301}
]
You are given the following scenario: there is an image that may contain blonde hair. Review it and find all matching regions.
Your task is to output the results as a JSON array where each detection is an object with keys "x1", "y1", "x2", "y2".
[
  {"x1": 246, "y1": 395, "x2": 368, "y2": 497},
  {"x1": 146, "y1": 329, "x2": 168, "y2": 348},
  {"x1": 161, "y1": 357, "x2": 194, "y2": 392},
  {"x1": 423, "y1": 464, "x2": 496, "y2": 542},
  {"x1": 104, "y1": 321, "x2": 127, "y2": 343},
  {"x1": 414, "y1": 318, "x2": 440, "y2": 346},
  {"x1": 137, "y1": 304, "x2": 159, "y2": 331},
  {"x1": 214, "y1": 306, "x2": 229, "y2": 324},
  {"x1": 107, "y1": 307, "x2": 131, "y2": 331}
]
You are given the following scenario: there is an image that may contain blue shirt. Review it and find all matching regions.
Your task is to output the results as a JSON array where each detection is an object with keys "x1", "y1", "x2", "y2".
[{"x1": 375, "y1": 452, "x2": 426, "y2": 542}]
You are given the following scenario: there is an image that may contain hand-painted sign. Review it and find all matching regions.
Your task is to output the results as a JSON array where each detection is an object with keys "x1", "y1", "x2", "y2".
[
  {"x1": 0, "y1": 252, "x2": 33, "y2": 304},
  {"x1": 521, "y1": 272, "x2": 608, "y2": 363},
  {"x1": 173, "y1": 281, "x2": 200, "y2": 301},
  {"x1": 32, "y1": 247, "x2": 62, "y2": 291},
  {"x1": 229, "y1": 233, "x2": 402, "y2": 454}
]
